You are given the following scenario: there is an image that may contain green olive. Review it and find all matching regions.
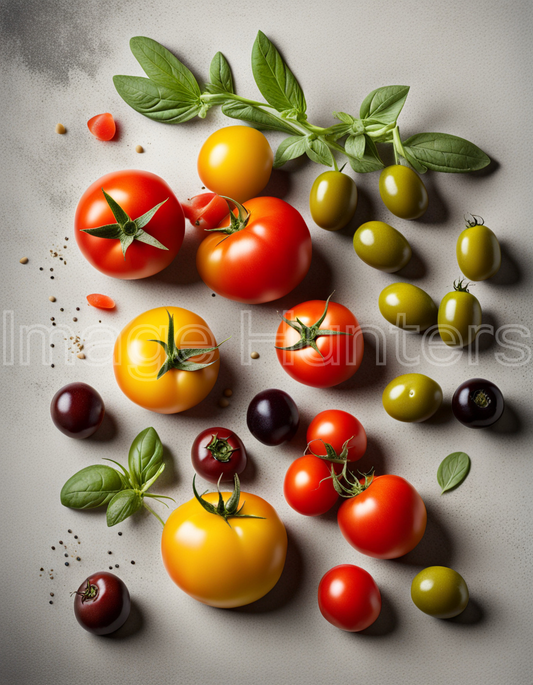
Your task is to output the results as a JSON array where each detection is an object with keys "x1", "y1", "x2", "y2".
[
  {"x1": 411, "y1": 566, "x2": 469, "y2": 619},
  {"x1": 438, "y1": 280, "x2": 482, "y2": 348},
  {"x1": 379, "y1": 165, "x2": 428, "y2": 220},
  {"x1": 353, "y1": 221, "x2": 412, "y2": 273},
  {"x1": 309, "y1": 170, "x2": 358, "y2": 231},
  {"x1": 379, "y1": 283, "x2": 437, "y2": 331},
  {"x1": 457, "y1": 215, "x2": 501, "y2": 281},
  {"x1": 382, "y1": 373, "x2": 443, "y2": 422}
]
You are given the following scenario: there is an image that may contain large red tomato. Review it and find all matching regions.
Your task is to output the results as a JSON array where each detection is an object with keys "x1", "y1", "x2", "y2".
[
  {"x1": 284, "y1": 455, "x2": 338, "y2": 517},
  {"x1": 307, "y1": 410, "x2": 367, "y2": 466},
  {"x1": 75, "y1": 170, "x2": 184, "y2": 279},
  {"x1": 318, "y1": 565, "x2": 381, "y2": 632},
  {"x1": 338, "y1": 475, "x2": 427, "y2": 559},
  {"x1": 275, "y1": 296, "x2": 363, "y2": 388},
  {"x1": 196, "y1": 196, "x2": 312, "y2": 304}
]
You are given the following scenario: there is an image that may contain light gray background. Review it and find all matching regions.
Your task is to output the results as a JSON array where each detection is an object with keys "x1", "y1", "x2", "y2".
[{"x1": 1, "y1": 1, "x2": 532, "y2": 683}]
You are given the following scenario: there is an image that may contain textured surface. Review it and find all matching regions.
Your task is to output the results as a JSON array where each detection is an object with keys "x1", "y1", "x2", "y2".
[{"x1": 1, "y1": 1, "x2": 532, "y2": 684}]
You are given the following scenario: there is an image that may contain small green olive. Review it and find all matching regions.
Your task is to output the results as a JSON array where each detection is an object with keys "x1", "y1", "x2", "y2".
[
  {"x1": 379, "y1": 165, "x2": 428, "y2": 220},
  {"x1": 457, "y1": 216, "x2": 501, "y2": 281},
  {"x1": 353, "y1": 221, "x2": 411, "y2": 273},
  {"x1": 309, "y1": 171, "x2": 358, "y2": 231},
  {"x1": 379, "y1": 283, "x2": 437, "y2": 332},
  {"x1": 382, "y1": 373, "x2": 443, "y2": 423},
  {"x1": 411, "y1": 566, "x2": 469, "y2": 619},
  {"x1": 438, "y1": 280, "x2": 482, "y2": 348}
]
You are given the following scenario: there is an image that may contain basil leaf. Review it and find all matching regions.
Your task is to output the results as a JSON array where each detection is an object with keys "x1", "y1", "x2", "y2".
[
  {"x1": 345, "y1": 134, "x2": 365, "y2": 160},
  {"x1": 402, "y1": 133, "x2": 490, "y2": 172},
  {"x1": 347, "y1": 136, "x2": 384, "y2": 173},
  {"x1": 333, "y1": 111, "x2": 355, "y2": 125},
  {"x1": 128, "y1": 427, "x2": 163, "y2": 488},
  {"x1": 437, "y1": 452, "x2": 471, "y2": 493},
  {"x1": 402, "y1": 148, "x2": 428, "y2": 174},
  {"x1": 305, "y1": 137, "x2": 333, "y2": 166},
  {"x1": 360, "y1": 85, "x2": 410, "y2": 124},
  {"x1": 113, "y1": 76, "x2": 202, "y2": 123},
  {"x1": 221, "y1": 101, "x2": 296, "y2": 134},
  {"x1": 61, "y1": 465, "x2": 126, "y2": 509},
  {"x1": 106, "y1": 490, "x2": 143, "y2": 527},
  {"x1": 251, "y1": 31, "x2": 306, "y2": 114},
  {"x1": 206, "y1": 52, "x2": 234, "y2": 94},
  {"x1": 129, "y1": 36, "x2": 200, "y2": 99},
  {"x1": 273, "y1": 135, "x2": 307, "y2": 168}
]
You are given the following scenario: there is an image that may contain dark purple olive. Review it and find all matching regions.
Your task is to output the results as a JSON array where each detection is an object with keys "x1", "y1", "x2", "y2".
[
  {"x1": 452, "y1": 378, "x2": 504, "y2": 428},
  {"x1": 50, "y1": 382, "x2": 105, "y2": 439},
  {"x1": 247, "y1": 389, "x2": 299, "y2": 446}
]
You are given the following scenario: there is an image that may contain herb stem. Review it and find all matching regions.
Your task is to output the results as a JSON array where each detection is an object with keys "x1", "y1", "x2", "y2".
[{"x1": 143, "y1": 501, "x2": 165, "y2": 527}]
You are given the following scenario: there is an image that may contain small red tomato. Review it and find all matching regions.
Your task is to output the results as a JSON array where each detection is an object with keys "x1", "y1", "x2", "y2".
[
  {"x1": 87, "y1": 294, "x2": 115, "y2": 309},
  {"x1": 318, "y1": 564, "x2": 381, "y2": 632},
  {"x1": 182, "y1": 193, "x2": 230, "y2": 230},
  {"x1": 307, "y1": 410, "x2": 367, "y2": 468},
  {"x1": 284, "y1": 455, "x2": 338, "y2": 516},
  {"x1": 191, "y1": 427, "x2": 247, "y2": 483},
  {"x1": 73, "y1": 572, "x2": 130, "y2": 635},
  {"x1": 87, "y1": 113, "x2": 116, "y2": 141}
]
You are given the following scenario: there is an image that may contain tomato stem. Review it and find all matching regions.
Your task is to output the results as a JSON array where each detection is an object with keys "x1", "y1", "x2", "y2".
[
  {"x1": 192, "y1": 474, "x2": 265, "y2": 527},
  {"x1": 206, "y1": 433, "x2": 239, "y2": 463}
]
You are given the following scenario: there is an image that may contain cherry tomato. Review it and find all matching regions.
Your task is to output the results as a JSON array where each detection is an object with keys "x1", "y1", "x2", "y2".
[
  {"x1": 73, "y1": 572, "x2": 130, "y2": 635},
  {"x1": 50, "y1": 382, "x2": 105, "y2": 439},
  {"x1": 379, "y1": 164, "x2": 428, "y2": 220},
  {"x1": 86, "y1": 294, "x2": 115, "y2": 309},
  {"x1": 438, "y1": 280, "x2": 482, "y2": 348},
  {"x1": 276, "y1": 296, "x2": 363, "y2": 388},
  {"x1": 307, "y1": 410, "x2": 367, "y2": 466},
  {"x1": 338, "y1": 475, "x2": 427, "y2": 559},
  {"x1": 452, "y1": 378, "x2": 504, "y2": 428},
  {"x1": 191, "y1": 427, "x2": 247, "y2": 483},
  {"x1": 196, "y1": 196, "x2": 311, "y2": 304},
  {"x1": 246, "y1": 389, "x2": 299, "y2": 446},
  {"x1": 353, "y1": 221, "x2": 411, "y2": 273},
  {"x1": 318, "y1": 564, "x2": 381, "y2": 632},
  {"x1": 197, "y1": 126, "x2": 273, "y2": 203},
  {"x1": 75, "y1": 170, "x2": 184, "y2": 280},
  {"x1": 382, "y1": 373, "x2": 443, "y2": 423},
  {"x1": 284, "y1": 455, "x2": 338, "y2": 516},
  {"x1": 309, "y1": 170, "x2": 358, "y2": 231},
  {"x1": 379, "y1": 283, "x2": 437, "y2": 332},
  {"x1": 182, "y1": 193, "x2": 229, "y2": 230},
  {"x1": 411, "y1": 566, "x2": 469, "y2": 618},
  {"x1": 457, "y1": 215, "x2": 501, "y2": 281},
  {"x1": 87, "y1": 113, "x2": 116, "y2": 141}
]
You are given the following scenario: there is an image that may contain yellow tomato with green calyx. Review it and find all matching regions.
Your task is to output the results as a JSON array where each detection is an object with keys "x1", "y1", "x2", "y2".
[
  {"x1": 113, "y1": 307, "x2": 226, "y2": 414},
  {"x1": 162, "y1": 475, "x2": 287, "y2": 608}
]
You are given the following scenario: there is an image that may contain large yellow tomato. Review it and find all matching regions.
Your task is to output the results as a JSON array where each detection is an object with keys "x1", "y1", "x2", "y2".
[
  {"x1": 161, "y1": 481, "x2": 287, "y2": 608},
  {"x1": 113, "y1": 307, "x2": 222, "y2": 414}
]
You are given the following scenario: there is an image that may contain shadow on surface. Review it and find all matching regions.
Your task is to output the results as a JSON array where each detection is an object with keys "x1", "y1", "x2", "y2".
[
  {"x1": 417, "y1": 175, "x2": 448, "y2": 224},
  {"x1": 108, "y1": 600, "x2": 144, "y2": 640},
  {"x1": 489, "y1": 241, "x2": 522, "y2": 286},
  {"x1": 391, "y1": 503, "x2": 454, "y2": 569},
  {"x1": 90, "y1": 411, "x2": 118, "y2": 443},
  {"x1": 260, "y1": 169, "x2": 292, "y2": 199},
  {"x1": 359, "y1": 590, "x2": 398, "y2": 636},
  {"x1": 425, "y1": 399, "x2": 454, "y2": 426},
  {"x1": 396, "y1": 247, "x2": 426, "y2": 280},
  {"x1": 489, "y1": 401, "x2": 522, "y2": 435}
]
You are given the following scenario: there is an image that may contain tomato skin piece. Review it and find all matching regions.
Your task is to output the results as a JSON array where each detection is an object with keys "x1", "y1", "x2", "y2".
[
  {"x1": 196, "y1": 197, "x2": 312, "y2": 304},
  {"x1": 306, "y1": 410, "x2": 367, "y2": 464},
  {"x1": 318, "y1": 565, "x2": 381, "y2": 632},
  {"x1": 86, "y1": 294, "x2": 115, "y2": 309},
  {"x1": 284, "y1": 455, "x2": 338, "y2": 516},
  {"x1": 75, "y1": 170, "x2": 184, "y2": 280},
  {"x1": 182, "y1": 193, "x2": 230, "y2": 230},
  {"x1": 338, "y1": 475, "x2": 427, "y2": 559},
  {"x1": 87, "y1": 113, "x2": 116, "y2": 141}
]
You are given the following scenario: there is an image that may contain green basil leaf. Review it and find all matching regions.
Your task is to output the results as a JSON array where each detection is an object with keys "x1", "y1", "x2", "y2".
[
  {"x1": 206, "y1": 52, "x2": 234, "y2": 94},
  {"x1": 347, "y1": 136, "x2": 384, "y2": 173},
  {"x1": 305, "y1": 137, "x2": 333, "y2": 166},
  {"x1": 61, "y1": 465, "x2": 126, "y2": 509},
  {"x1": 273, "y1": 135, "x2": 307, "y2": 168},
  {"x1": 402, "y1": 148, "x2": 428, "y2": 174},
  {"x1": 402, "y1": 133, "x2": 490, "y2": 172},
  {"x1": 106, "y1": 490, "x2": 143, "y2": 527},
  {"x1": 130, "y1": 36, "x2": 200, "y2": 99},
  {"x1": 333, "y1": 111, "x2": 355, "y2": 125},
  {"x1": 113, "y1": 76, "x2": 202, "y2": 123},
  {"x1": 251, "y1": 31, "x2": 306, "y2": 114},
  {"x1": 360, "y1": 85, "x2": 410, "y2": 124},
  {"x1": 344, "y1": 134, "x2": 365, "y2": 160},
  {"x1": 128, "y1": 427, "x2": 163, "y2": 488},
  {"x1": 437, "y1": 452, "x2": 471, "y2": 493},
  {"x1": 221, "y1": 101, "x2": 296, "y2": 134}
]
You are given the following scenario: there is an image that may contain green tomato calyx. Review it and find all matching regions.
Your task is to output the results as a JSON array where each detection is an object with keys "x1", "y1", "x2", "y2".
[
  {"x1": 472, "y1": 389, "x2": 491, "y2": 409},
  {"x1": 329, "y1": 467, "x2": 375, "y2": 499},
  {"x1": 275, "y1": 293, "x2": 351, "y2": 358},
  {"x1": 464, "y1": 213, "x2": 485, "y2": 228},
  {"x1": 203, "y1": 196, "x2": 250, "y2": 237},
  {"x1": 81, "y1": 188, "x2": 169, "y2": 258},
  {"x1": 149, "y1": 310, "x2": 229, "y2": 379},
  {"x1": 307, "y1": 437, "x2": 354, "y2": 465},
  {"x1": 453, "y1": 278, "x2": 473, "y2": 293},
  {"x1": 73, "y1": 579, "x2": 99, "y2": 603},
  {"x1": 206, "y1": 433, "x2": 239, "y2": 463},
  {"x1": 192, "y1": 474, "x2": 265, "y2": 528}
]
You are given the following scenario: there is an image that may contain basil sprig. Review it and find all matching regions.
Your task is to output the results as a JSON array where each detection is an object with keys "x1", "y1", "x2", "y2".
[
  {"x1": 437, "y1": 452, "x2": 471, "y2": 494},
  {"x1": 113, "y1": 32, "x2": 490, "y2": 174},
  {"x1": 60, "y1": 427, "x2": 173, "y2": 526}
]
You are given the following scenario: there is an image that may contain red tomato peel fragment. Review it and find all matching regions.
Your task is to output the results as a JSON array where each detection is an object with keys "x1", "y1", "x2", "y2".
[
  {"x1": 87, "y1": 294, "x2": 115, "y2": 309},
  {"x1": 182, "y1": 193, "x2": 229, "y2": 230},
  {"x1": 87, "y1": 113, "x2": 116, "y2": 141}
]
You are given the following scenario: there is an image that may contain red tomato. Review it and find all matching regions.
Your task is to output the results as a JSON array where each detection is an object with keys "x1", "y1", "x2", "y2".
[
  {"x1": 87, "y1": 113, "x2": 116, "y2": 141},
  {"x1": 182, "y1": 193, "x2": 229, "y2": 230},
  {"x1": 196, "y1": 196, "x2": 312, "y2": 304},
  {"x1": 284, "y1": 455, "x2": 338, "y2": 517},
  {"x1": 318, "y1": 564, "x2": 381, "y2": 632},
  {"x1": 307, "y1": 410, "x2": 367, "y2": 467},
  {"x1": 191, "y1": 427, "x2": 247, "y2": 483},
  {"x1": 86, "y1": 294, "x2": 115, "y2": 309},
  {"x1": 338, "y1": 475, "x2": 427, "y2": 559},
  {"x1": 75, "y1": 170, "x2": 184, "y2": 280},
  {"x1": 276, "y1": 298, "x2": 364, "y2": 388}
]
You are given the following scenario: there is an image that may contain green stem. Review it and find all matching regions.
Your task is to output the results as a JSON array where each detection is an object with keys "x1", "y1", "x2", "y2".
[
  {"x1": 143, "y1": 501, "x2": 165, "y2": 527},
  {"x1": 392, "y1": 126, "x2": 405, "y2": 164}
]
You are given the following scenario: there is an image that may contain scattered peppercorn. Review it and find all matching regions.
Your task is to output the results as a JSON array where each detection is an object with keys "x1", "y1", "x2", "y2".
[
  {"x1": 51, "y1": 364, "x2": 55, "y2": 368},
  {"x1": 73, "y1": 317, "x2": 77, "y2": 322},
  {"x1": 59, "y1": 541, "x2": 63, "y2": 544},
  {"x1": 60, "y1": 308, "x2": 64, "y2": 312},
  {"x1": 50, "y1": 317, "x2": 55, "y2": 321},
  {"x1": 211, "y1": 293, "x2": 216, "y2": 297},
  {"x1": 76, "y1": 557, "x2": 81, "y2": 561},
  {"x1": 49, "y1": 600, "x2": 53, "y2": 605},
  {"x1": 131, "y1": 560, "x2": 135, "y2": 565},
  {"x1": 40, "y1": 567, "x2": 44, "y2": 571},
  {"x1": 50, "y1": 276, "x2": 54, "y2": 280},
  {"x1": 109, "y1": 566, "x2": 113, "y2": 570},
  {"x1": 115, "y1": 564, "x2": 119, "y2": 568},
  {"x1": 65, "y1": 237, "x2": 69, "y2": 241},
  {"x1": 65, "y1": 562, "x2": 69, "y2": 566},
  {"x1": 50, "y1": 268, "x2": 53, "y2": 272},
  {"x1": 76, "y1": 307, "x2": 80, "y2": 311},
  {"x1": 39, "y1": 267, "x2": 43, "y2": 271},
  {"x1": 118, "y1": 532, "x2": 122, "y2": 536},
  {"x1": 74, "y1": 535, "x2": 78, "y2": 539},
  {"x1": 64, "y1": 553, "x2": 68, "y2": 557},
  {"x1": 251, "y1": 351, "x2": 260, "y2": 359},
  {"x1": 51, "y1": 546, "x2": 55, "y2": 550},
  {"x1": 68, "y1": 529, "x2": 72, "y2": 533},
  {"x1": 50, "y1": 593, "x2": 54, "y2": 597},
  {"x1": 108, "y1": 551, "x2": 112, "y2": 555}
]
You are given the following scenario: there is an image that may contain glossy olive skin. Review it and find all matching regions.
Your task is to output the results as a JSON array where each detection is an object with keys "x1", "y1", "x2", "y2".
[
  {"x1": 246, "y1": 389, "x2": 299, "y2": 446},
  {"x1": 379, "y1": 283, "x2": 437, "y2": 331},
  {"x1": 457, "y1": 224, "x2": 501, "y2": 281},
  {"x1": 383, "y1": 373, "x2": 443, "y2": 423},
  {"x1": 191, "y1": 427, "x2": 247, "y2": 483},
  {"x1": 309, "y1": 171, "x2": 358, "y2": 231},
  {"x1": 50, "y1": 382, "x2": 105, "y2": 439},
  {"x1": 438, "y1": 290, "x2": 482, "y2": 348},
  {"x1": 353, "y1": 221, "x2": 411, "y2": 273},
  {"x1": 411, "y1": 566, "x2": 469, "y2": 619},
  {"x1": 74, "y1": 572, "x2": 131, "y2": 635},
  {"x1": 379, "y1": 165, "x2": 428, "y2": 220},
  {"x1": 452, "y1": 378, "x2": 504, "y2": 428}
]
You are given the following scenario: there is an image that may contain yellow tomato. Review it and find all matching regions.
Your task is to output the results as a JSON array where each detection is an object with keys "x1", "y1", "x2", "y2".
[
  {"x1": 197, "y1": 126, "x2": 273, "y2": 203},
  {"x1": 161, "y1": 489, "x2": 287, "y2": 608},
  {"x1": 113, "y1": 306, "x2": 221, "y2": 414}
]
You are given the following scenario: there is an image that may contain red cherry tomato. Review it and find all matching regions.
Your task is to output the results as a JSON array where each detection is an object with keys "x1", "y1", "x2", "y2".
[
  {"x1": 196, "y1": 196, "x2": 312, "y2": 304},
  {"x1": 75, "y1": 170, "x2": 184, "y2": 279},
  {"x1": 284, "y1": 455, "x2": 338, "y2": 517},
  {"x1": 73, "y1": 572, "x2": 130, "y2": 635},
  {"x1": 87, "y1": 113, "x2": 116, "y2": 141},
  {"x1": 191, "y1": 427, "x2": 247, "y2": 483},
  {"x1": 318, "y1": 564, "x2": 381, "y2": 632},
  {"x1": 307, "y1": 410, "x2": 367, "y2": 469},
  {"x1": 182, "y1": 193, "x2": 230, "y2": 230},
  {"x1": 338, "y1": 475, "x2": 427, "y2": 559},
  {"x1": 86, "y1": 294, "x2": 115, "y2": 309}
]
